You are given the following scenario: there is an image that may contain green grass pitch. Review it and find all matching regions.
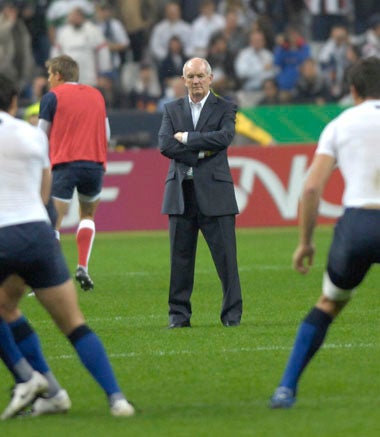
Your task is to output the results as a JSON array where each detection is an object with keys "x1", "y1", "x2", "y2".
[{"x1": 1, "y1": 227, "x2": 379, "y2": 436}]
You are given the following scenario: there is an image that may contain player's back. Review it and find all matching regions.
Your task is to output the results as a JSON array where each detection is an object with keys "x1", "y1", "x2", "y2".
[
  {"x1": 332, "y1": 100, "x2": 380, "y2": 206},
  {"x1": 48, "y1": 83, "x2": 108, "y2": 166},
  {"x1": 0, "y1": 112, "x2": 49, "y2": 227}
]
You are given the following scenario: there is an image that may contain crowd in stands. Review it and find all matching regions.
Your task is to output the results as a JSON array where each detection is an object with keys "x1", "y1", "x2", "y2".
[{"x1": 2, "y1": 0, "x2": 380, "y2": 115}]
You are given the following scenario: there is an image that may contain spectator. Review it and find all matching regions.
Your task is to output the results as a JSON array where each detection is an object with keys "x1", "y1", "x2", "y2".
[
  {"x1": 157, "y1": 75, "x2": 187, "y2": 112},
  {"x1": 21, "y1": 71, "x2": 49, "y2": 107},
  {"x1": 257, "y1": 78, "x2": 282, "y2": 105},
  {"x1": 206, "y1": 32, "x2": 236, "y2": 96},
  {"x1": 149, "y1": 1, "x2": 192, "y2": 63},
  {"x1": 338, "y1": 43, "x2": 361, "y2": 104},
  {"x1": 217, "y1": 7, "x2": 249, "y2": 58},
  {"x1": 292, "y1": 58, "x2": 332, "y2": 105},
  {"x1": 274, "y1": 25, "x2": 311, "y2": 102},
  {"x1": 234, "y1": 29, "x2": 275, "y2": 91},
  {"x1": 190, "y1": 0, "x2": 225, "y2": 57},
  {"x1": 46, "y1": 0, "x2": 94, "y2": 44},
  {"x1": 20, "y1": 0, "x2": 51, "y2": 68},
  {"x1": 115, "y1": 0, "x2": 161, "y2": 62},
  {"x1": 362, "y1": 14, "x2": 380, "y2": 59},
  {"x1": 306, "y1": 0, "x2": 352, "y2": 50},
  {"x1": 128, "y1": 62, "x2": 162, "y2": 112},
  {"x1": 95, "y1": 1, "x2": 130, "y2": 81},
  {"x1": 158, "y1": 35, "x2": 188, "y2": 90},
  {"x1": 97, "y1": 72, "x2": 127, "y2": 109},
  {"x1": 51, "y1": 7, "x2": 112, "y2": 87},
  {"x1": 0, "y1": 1, "x2": 35, "y2": 96},
  {"x1": 268, "y1": 0, "x2": 309, "y2": 35},
  {"x1": 352, "y1": 0, "x2": 380, "y2": 36},
  {"x1": 217, "y1": 0, "x2": 256, "y2": 31},
  {"x1": 179, "y1": 0, "x2": 202, "y2": 23},
  {"x1": 318, "y1": 25, "x2": 351, "y2": 100}
]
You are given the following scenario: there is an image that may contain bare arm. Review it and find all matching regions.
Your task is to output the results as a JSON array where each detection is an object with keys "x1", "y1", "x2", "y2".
[
  {"x1": 40, "y1": 168, "x2": 52, "y2": 206},
  {"x1": 293, "y1": 153, "x2": 336, "y2": 274}
]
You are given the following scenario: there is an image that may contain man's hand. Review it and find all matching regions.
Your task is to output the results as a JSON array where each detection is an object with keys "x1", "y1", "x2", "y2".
[
  {"x1": 292, "y1": 243, "x2": 315, "y2": 274},
  {"x1": 174, "y1": 132, "x2": 184, "y2": 143}
]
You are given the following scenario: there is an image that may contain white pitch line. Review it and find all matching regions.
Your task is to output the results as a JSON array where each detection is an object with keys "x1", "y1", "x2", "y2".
[
  {"x1": 47, "y1": 342, "x2": 378, "y2": 361},
  {"x1": 104, "y1": 264, "x2": 326, "y2": 276}
]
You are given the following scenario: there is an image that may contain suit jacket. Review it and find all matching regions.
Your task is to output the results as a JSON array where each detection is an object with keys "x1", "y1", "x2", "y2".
[{"x1": 159, "y1": 92, "x2": 239, "y2": 216}]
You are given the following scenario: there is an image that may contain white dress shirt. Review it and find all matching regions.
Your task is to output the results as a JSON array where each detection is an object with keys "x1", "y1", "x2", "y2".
[{"x1": 183, "y1": 93, "x2": 209, "y2": 177}]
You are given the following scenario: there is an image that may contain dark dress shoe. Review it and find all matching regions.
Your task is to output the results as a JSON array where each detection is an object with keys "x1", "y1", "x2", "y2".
[
  {"x1": 223, "y1": 320, "x2": 240, "y2": 327},
  {"x1": 168, "y1": 321, "x2": 191, "y2": 329}
]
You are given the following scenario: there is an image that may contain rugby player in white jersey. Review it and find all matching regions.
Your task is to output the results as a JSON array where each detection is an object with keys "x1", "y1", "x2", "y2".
[
  {"x1": 0, "y1": 73, "x2": 135, "y2": 419},
  {"x1": 270, "y1": 56, "x2": 380, "y2": 408}
]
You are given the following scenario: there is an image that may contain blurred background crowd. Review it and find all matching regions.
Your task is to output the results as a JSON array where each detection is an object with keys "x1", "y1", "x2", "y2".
[{"x1": 2, "y1": 0, "x2": 380, "y2": 116}]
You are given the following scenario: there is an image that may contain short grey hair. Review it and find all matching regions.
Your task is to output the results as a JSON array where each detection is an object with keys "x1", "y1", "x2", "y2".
[{"x1": 183, "y1": 58, "x2": 212, "y2": 77}]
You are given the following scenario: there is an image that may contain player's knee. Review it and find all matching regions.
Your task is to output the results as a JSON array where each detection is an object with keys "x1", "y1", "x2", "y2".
[
  {"x1": 322, "y1": 272, "x2": 355, "y2": 302},
  {"x1": 67, "y1": 324, "x2": 92, "y2": 345}
]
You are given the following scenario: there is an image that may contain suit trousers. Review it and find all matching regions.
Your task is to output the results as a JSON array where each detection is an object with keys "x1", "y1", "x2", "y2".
[{"x1": 168, "y1": 180, "x2": 242, "y2": 325}]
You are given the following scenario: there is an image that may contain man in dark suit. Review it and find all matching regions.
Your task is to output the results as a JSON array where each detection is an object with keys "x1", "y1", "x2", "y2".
[{"x1": 159, "y1": 57, "x2": 242, "y2": 328}]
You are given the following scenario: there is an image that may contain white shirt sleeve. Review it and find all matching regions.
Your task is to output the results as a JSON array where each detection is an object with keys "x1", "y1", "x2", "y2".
[
  {"x1": 316, "y1": 119, "x2": 337, "y2": 158},
  {"x1": 182, "y1": 132, "x2": 188, "y2": 144},
  {"x1": 106, "y1": 117, "x2": 111, "y2": 142},
  {"x1": 38, "y1": 119, "x2": 52, "y2": 137},
  {"x1": 37, "y1": 128, "x2": 50, "y2": 169}
]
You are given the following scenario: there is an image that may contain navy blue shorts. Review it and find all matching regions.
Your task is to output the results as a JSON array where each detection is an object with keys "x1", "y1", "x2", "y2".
[
  {"x1": 52, "y1": 161, "x2": 104, "y2": 201},
  {"x1": 327, "y1": 208, "x2": 380, "y2": 289},
  {"x1": 0, "y1": 222, "x2": 70, "y2": 289}
]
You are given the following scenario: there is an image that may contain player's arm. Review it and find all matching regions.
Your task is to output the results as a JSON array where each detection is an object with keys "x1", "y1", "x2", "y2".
[
  {"x1": 38, "y1": 92, "x2": 57, "y2": 138},
  {"x1": 293, "y1": 153, "x2": 336, "y2": 274},
  {"x1": 39, "y1": 129, "x2": 52, "y2": 205},
  {"x1": 106, "y1": 117, "x2": 111, "y2": 143},
  {"x1": 40, "y1": 168, "x2": 52, "y2": 206},
  {"x1": 38, "y1": 119, "x2": 51, "y2": 137}
]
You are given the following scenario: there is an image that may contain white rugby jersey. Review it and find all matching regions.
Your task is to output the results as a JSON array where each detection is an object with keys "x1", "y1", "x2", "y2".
[
  {"x1": 316, "y1": 100, "x2": 380, "y2": 207},
  {"x1": 0, "y1": 112, "x2": 50, "y2": 227}
]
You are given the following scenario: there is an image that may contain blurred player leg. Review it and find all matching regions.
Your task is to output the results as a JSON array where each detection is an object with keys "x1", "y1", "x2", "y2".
[{"x1": 35, "y1": 280, "x2": 135, "y2": 416}]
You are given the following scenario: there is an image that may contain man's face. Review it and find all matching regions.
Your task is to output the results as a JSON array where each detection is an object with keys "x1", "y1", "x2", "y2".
[
  {"x1": 182, "y1": 59, "x2": 213, "y2": 102},
  {"x1": 47, "y1": 67, "x2": 61, "y2": 89}
]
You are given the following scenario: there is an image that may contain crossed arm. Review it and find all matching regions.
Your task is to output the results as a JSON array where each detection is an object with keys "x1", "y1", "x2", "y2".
[{"x1": 159, "y1": 104, "x2": 236, "y2": 165}]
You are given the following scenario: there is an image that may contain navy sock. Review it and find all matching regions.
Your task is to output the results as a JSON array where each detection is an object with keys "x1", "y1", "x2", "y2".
[
  {"x1": 9, "y1": 316, "x2": 49, "y2": 374},
  {"x1": 9, "y1": 316, "x2": 61, "y2": 395},
  {"x1": 68, "y1": 325, "x2": 121, "y2": 396},
  {"x1": 0, "y1": 317, "x2": 34, "y2": 382},
  {"x1": 0, "y1": 317, "x2": 23, "y2": 368},
  {"x1": 280, "y1": 307, "x2": 333, "y2": 391}
]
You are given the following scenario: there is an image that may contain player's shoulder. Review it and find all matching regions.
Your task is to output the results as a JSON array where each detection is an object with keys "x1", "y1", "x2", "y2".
[
  {"x1": 77, "y1": 83, "x2": 105, "y2": 99},
  {"x1": 331, "y1": 102, "x2": 369, "y2": 128},
  {"x1": 19, "y1": 117, "x2": 47, "y2": 139},
  {"x1": 41, "y1": 90, "x2": 57, "y2": 103},
  {"x1": 7, "y1": 116, "x2": 47, "y2": 147},
  {"x1": 12, "y1": 115, "x2": 34, "y2": 132}
]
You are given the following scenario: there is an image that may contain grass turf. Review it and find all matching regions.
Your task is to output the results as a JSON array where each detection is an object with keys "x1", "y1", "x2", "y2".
[{"x1": 1, "y1": 226, "x2": 379, "y2": 436}]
